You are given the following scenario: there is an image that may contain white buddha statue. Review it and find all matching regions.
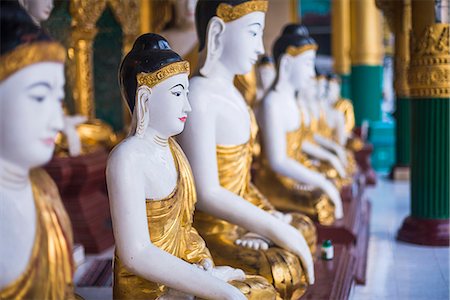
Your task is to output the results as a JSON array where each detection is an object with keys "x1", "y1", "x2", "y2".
[
  {"x1": 178, "y1": 1, "x2": 315, "y2": 298},
  {"x1": 106, "y1": 33, "x2": 276, "y2": 300},
  {"x1": 17, "y1": 0, "x2": 53, "y2": 26},
  {"x1": 254, "y1": 24, "x2": 344, "y2": 225},
  {"x1": 255, "y1": 55, "x2": 276, "y2": 104},
  {"x1": 0, "y1": 2, "x2": 75, "y2": 298},
  {"x1": 323, "y1": 74, "x2": 348, "y2": 146}
]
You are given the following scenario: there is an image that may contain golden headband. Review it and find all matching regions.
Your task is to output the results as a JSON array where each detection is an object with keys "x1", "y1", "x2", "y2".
[
  {"x1": 0, "y1": 42, "x2": 66, "y2": 82},
  {"x1": 216, "y1": 0, "x2": 268, "y2": 23},
  {"x1": 286, "y1": 44, "x2": 318, "y2": 57},
  {"x1": 136, "y1": 61, "x2": 190, "y2": 88}
]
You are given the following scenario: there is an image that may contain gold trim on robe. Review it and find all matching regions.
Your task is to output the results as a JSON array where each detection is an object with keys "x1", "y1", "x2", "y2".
[
  {"x1": 194, "y1": 109, "x2": 317, "y2": 300},
  {"x1": 0, "y1": 169, "x2": 75, "y2": 300},
  {"x1": 113, "y1": 139, "x2": 276, "y2": 300}
]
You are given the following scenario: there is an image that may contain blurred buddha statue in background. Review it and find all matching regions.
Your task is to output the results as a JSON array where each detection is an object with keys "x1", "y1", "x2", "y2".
[{"x1": 0, "y1": 2, "x2": 75, "y2": 298}]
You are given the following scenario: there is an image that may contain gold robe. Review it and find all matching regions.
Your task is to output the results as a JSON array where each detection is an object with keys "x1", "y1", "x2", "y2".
[
  {"x1": 194, "y1": 110, "x2": 316, "y2": 300},
  {"x1": 0, "y1": 169, "x2": 75, "y2": 300},
  {"x1": 255, "y1": 118, "x2": 336, "y2": 225},
  {"x1": 113, "y1": 139, "x2": 276, "y2": 300}
]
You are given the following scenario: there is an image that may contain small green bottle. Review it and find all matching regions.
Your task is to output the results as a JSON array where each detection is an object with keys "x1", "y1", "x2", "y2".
[{"x1": 321, "y1": 240, "x2": 334, "y2": 260}]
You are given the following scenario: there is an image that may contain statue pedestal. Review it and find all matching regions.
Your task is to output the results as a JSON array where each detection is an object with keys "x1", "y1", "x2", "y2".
[
  {"x1": 353, "y1": 128, "x2": 377, "y2": 186},
  {"x1": 303, "y1": 244, "x2": 356, "y2": 299},
  {"x1": 44, "y1": 150, "x2": 114, "y2": 253},
  {"x1": 316, "y1": 186, "x2": 371, "y2": 284}
]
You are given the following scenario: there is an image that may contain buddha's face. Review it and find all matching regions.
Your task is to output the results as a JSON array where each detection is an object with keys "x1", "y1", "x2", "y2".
[
  {"x1": 291, "y1": 49, "x2": 316, "y2": 91},
  {"x1": 0, "y1": 62, "x2": 65, "y2": 170},
  {"x1": 175, "y1": 0, "x2": 197, "y2": 27},
  {"x1": 219, "y1": 12, "x2": 265, "y2": 75},
  {"x1": 258, "y1": 64, "x2": 276, "y2": 90},
  {"x1": 146, "y1": 73, "x2": 191, "y2": 138},
  {"x1": 19, "y1": 0, "x2": 54, "y2": 24}
]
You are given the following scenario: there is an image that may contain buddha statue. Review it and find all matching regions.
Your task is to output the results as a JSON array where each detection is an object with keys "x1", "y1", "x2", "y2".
[
  {"x1": 17, "y1": 0, "x2": 53, "y2": 26},
  {"x1": 327, "y1": 74, "x2": 365, "y2": 152},
  {"x1": 106, "y1": 33, "x2": 277, "y2": 300},
  {"x1": 254, "y1": 25, "x2": 344, "y2": 225},
  {"x1": 0, "y1": 2, "x2": 75, "y2": 298},
  {"x1": 255, "y1": 55, "x2": 276, "y2": 104},
  {"x1": 160, "y1": 0, "x2": 199, "y2": 69},
  {"x1": 178, "y1": 2, "x2": 316, "y2": 299}
]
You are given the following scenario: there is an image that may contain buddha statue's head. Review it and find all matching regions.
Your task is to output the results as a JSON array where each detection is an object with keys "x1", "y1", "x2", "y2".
[
  {"x1": 327, "y1": 74, "x2": 341, "y2": 105},
  {"x1": 172, "y1": 0, "x2": 198, "y2": 28},
  {"x1": 256, "y1": 55, "x2": 276, "y2": 91},
  {"x1": 119, "y1": 33, "x2": 191, "y2": 139},
  {"x1": 18, "y1": 0, "x2": 54, "y2": 26},
  {"x1": 272, "y1": 23, "x2": 317, "y2": 92},
  {"x1": 0, "y1": 1, "x2": 65, "y2": 170},
  {"x1": 196, "y1": 0, "x2": 268, "y2": 77}
]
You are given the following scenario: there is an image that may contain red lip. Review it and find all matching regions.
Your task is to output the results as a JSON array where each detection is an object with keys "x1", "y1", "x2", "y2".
[
  {"x1": 179, "y1": 116, "x2": 187, "y2": 123},
  {"x1": 41, "y1": 137, "x2": 55, "y2": 146}
]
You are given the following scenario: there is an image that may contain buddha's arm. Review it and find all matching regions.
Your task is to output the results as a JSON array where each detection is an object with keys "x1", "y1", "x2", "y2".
[
  {"x1": 262, "y1": 100, "x2": 343, "y2": 219},
  {"x1": 178, "y1": 103, "x2": 315, "y2": 284},
  {"x1": 106, "y1": 154, "x2": 244, "y2": 300},
  {"x1": 301, "y1": 141, "x2": 346, "y2": 178},
  {"x1": 313, "y1": 133, "x2": 348, "y2": 167}
]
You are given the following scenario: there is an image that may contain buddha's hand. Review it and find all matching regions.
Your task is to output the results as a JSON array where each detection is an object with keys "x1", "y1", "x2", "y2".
[
  {"x1": 272, "y1": 210, "x2": 293, "y2": 224},
  {"x1": 157, "y1": 288, "x2": 194, "y2": 300},
  {"x1": 210, "y1": 266, "x2": 246, "y2": 283},
  {"x1": 321, "y1": 180, "x2": 344, "y2": 219},
  {"x1": 235, "y1": 232, "x2": 272, "y2": 250},
  {"x1": 272, "y1": 223, "x2": 315, "y2": 284},
  {"x1": 328, "y1": 155, "x2": 347, "y2": 178}
]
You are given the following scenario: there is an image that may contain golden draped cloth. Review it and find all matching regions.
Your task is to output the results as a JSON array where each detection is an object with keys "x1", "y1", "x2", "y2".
[
  {"x1": 0, "y1": 169, "x2": 75, "y2": 300},
  {"x1": 194, "y1": 110, "x2": 317, "y2": 300},
  {"x1": 113, "y1": 139, "x2": 276, "y2": 300},
  {"x1": 254, "y1": 115, "x2": 336, "y2": 225}
]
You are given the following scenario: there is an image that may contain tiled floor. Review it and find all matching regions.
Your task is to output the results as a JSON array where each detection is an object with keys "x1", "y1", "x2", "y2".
[
  {"x1": 351, "y1": 176, "x2": 449, "y2": 300},
  {"x1": 75, "y1": 175, "x2": 449, "y2": 300}
]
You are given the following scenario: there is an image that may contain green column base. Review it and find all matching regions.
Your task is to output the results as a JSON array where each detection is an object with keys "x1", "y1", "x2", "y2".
[{"x1": 350, "y1": 65, "x2": 383, "y2": 126}]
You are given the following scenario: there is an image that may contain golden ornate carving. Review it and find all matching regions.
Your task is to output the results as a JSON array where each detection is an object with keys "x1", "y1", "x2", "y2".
[
  {"x1": 408, "y1": 23, "x2": 450, "y2": 98},
  {"x1": 0, "y1": 42, "x2": 66, "y2": 81},
  {"x1": 286, "y1": 44, "x2": 318, "y2": 57},
  {"x1": 137, "y1": 61, "x2": 190, "y2": 88},
  {"x1": 69, "y1": 0, "x2": 140, "y2": 118},
  {"x1": 216, "y1": 0, "x2": 268, "y2": 23}
]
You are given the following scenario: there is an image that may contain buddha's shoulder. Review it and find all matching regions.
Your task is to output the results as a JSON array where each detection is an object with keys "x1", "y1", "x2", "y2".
[
  {"x1": 107, "y1": 137, "x2": 148, "y2": 171},
  {"x1": 187, "y1": 76, "x2": 220, "y2": 112}
]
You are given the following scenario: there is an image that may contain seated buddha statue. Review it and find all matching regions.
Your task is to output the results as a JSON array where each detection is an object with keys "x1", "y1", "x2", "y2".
[
  {"x1": 327, "y1": 74, "x2": 365, "y2": 152},
  {"x1": 0, "y1": 3, "x2": 75, "y2": 298},
  {"x1": 255, "y1": 55, "x2": 276, "y2": 105},
  {"x1": 178, "y1": 2, "x2": 316, "y2": 299},
  {"x1": 106, "y1": 33, "x2": 277, "y2": 300},
  {"x1": 254, "y1": 24, "x2": 344, "y2": 225}
]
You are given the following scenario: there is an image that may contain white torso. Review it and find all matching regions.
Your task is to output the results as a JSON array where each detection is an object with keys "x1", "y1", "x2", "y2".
[{"x1": 0, "y1": 180, "x2": 36, "y2": 288}]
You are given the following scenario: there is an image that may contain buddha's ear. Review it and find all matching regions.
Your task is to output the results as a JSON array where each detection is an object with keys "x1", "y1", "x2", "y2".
[
  {"x1": 135, "y1": 85, "x2": 151, "y2": 137},
  {"x1": 200, "y1": 16, "x2": 226, "y2": 76}
]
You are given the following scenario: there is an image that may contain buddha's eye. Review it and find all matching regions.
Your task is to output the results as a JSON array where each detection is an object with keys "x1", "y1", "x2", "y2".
[
  {"x1": 171, "y1": 91, "x2": 182, "y2": 97},
  {"x1": 249, "y1": 31, "x2": 257, "y2": 37},
  {"x1": 31, "y1": 95, "x2": 45, "y2": 102}
]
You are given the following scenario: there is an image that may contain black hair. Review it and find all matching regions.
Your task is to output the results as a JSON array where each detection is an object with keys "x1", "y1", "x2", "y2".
[
  {"x1": 118, "y1": 33, "x2": 183, "y2": 113},
  {"x1": 258, "y1": 55, "x2": 274, "y2": 66},
  {"x1": 272, "y1": 23, "x2": 317, "y2": 67},
  {"x1": 0, "y1": 0, "x2": 51, "y2": 56},
  {"x1": 196, "y1": 0, "x2": 251, "y2": 51}
]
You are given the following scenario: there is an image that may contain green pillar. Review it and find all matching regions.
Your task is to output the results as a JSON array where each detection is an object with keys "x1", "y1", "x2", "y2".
[
  {"x1": 350, "y1": 65, "x2": 382, "y2": 126},
  {"x1": 410, "y1": 99, "x2": 449, "y2": 219},
  {"x1": 340, "y1": 73, "x2": 352, "y2": 99},
  {"x1": 397, "y1": 21, "x2": 450, "y2": 246},
  {"x1": 394, "y1": 97, "x2": 411, "y2": 166}
]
